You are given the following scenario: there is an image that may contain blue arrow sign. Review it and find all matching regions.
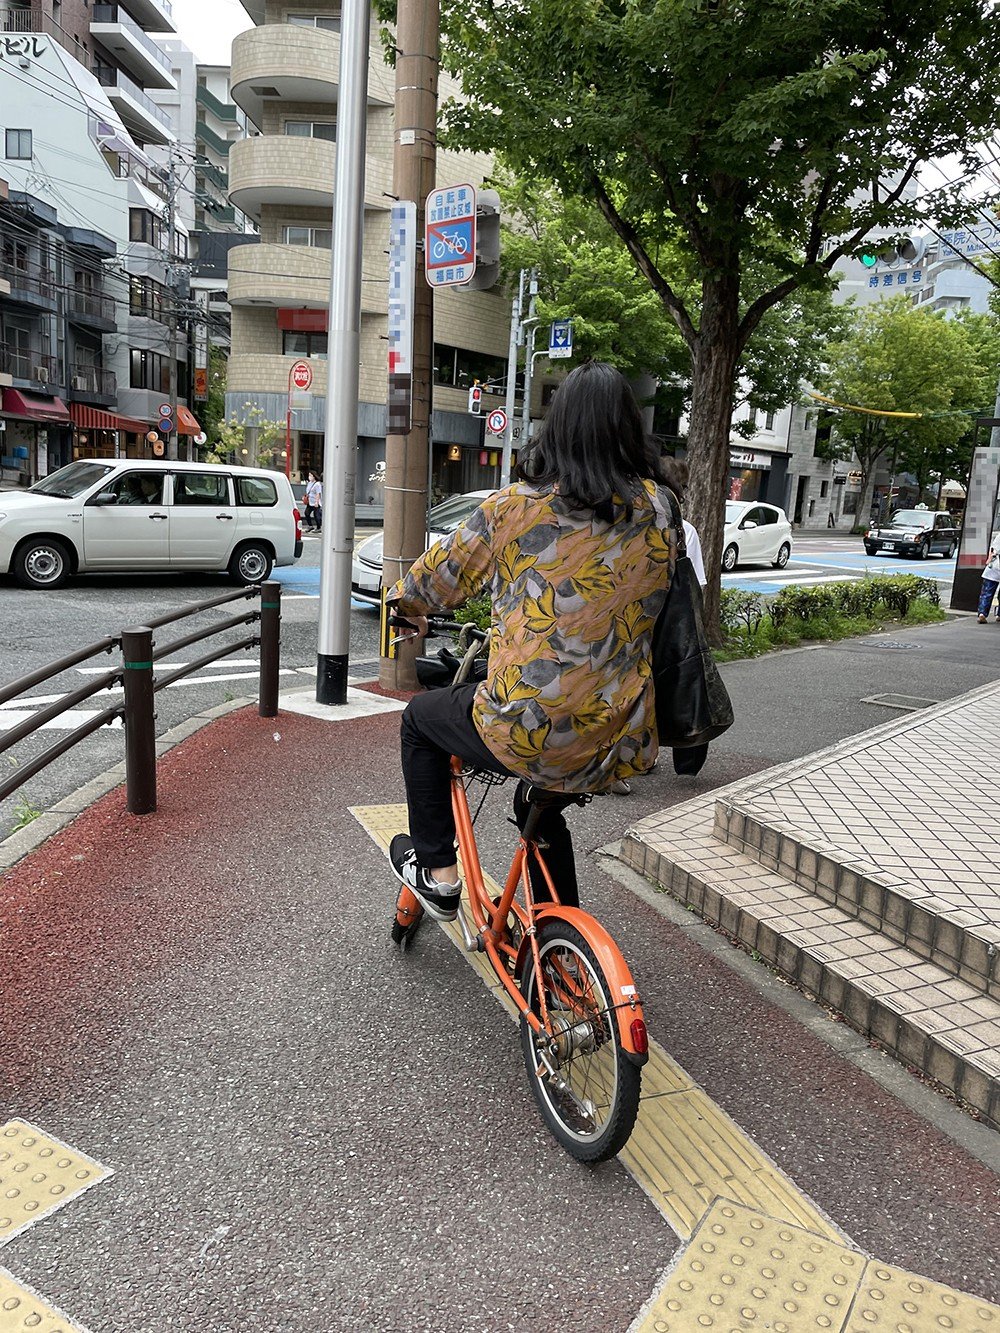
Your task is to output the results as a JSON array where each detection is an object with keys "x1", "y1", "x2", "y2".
[{"x1": 549, "y1": 320, "x2": 573, "y2": 359}]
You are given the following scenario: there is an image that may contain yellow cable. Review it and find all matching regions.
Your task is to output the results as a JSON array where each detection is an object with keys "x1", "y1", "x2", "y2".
[{"x1": 807, "y1": 391, "x2": 923, "y2": 419}]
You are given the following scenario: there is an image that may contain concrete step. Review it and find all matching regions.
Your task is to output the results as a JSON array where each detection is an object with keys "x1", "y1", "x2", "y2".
[
  {"x1": 622, "y1": 795, "x2": 1000, "y2": 1130},
  {"x1": 714, "y1": 796, "x2": 1000, "y2": 1000}
]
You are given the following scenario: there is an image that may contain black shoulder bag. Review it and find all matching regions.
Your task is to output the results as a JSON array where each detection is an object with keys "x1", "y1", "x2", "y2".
[{"x1": 652, "y1": 489, "x2": 734, "y2": 750}]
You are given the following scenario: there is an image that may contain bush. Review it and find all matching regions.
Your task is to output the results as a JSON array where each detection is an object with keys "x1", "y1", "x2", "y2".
[
  {"x1": 720, "y1": 589, "x2": 766, "y2": 637},
  {"x1": 769, "y1": 584, "x2": 838, "y2": 627}
]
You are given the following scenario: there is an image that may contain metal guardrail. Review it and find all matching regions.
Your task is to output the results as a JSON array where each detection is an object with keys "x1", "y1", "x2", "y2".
[{"x1": 0, "y1": 581, "x2": 281, "y2": 819}]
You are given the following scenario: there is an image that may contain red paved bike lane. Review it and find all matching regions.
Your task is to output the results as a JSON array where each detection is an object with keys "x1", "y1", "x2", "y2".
[{"x1": 0, "y1": 696, "x2": 997, "y2": 1331}]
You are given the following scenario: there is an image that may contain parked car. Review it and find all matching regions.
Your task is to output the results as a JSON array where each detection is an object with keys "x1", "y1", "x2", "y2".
[
  {"x1": 863, "y1": 509, "x2": 960, "y2": 559},
  {"x1": 351, "y1": 490, "x2": 493, "y2": 604},
  {"x1": 0, "y1": 459, "x2": 302, "y2": 590},
  {"x1": 721, "y1": 501, "x2": 793, "y2": 571}
]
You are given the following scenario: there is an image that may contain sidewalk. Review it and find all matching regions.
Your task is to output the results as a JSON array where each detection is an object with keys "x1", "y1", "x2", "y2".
[{"x1": 0, "y1": 636, "x2": 998, "y2": 1331}]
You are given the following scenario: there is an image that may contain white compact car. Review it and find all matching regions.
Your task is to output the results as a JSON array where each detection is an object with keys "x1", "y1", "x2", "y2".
[
  {"x1": 352, "y1": 490, "x2": 493, "y2": 604},
  {"x1": 722, "y1": 501, "x2": 793, "y2": 571},
  {"x1": 0, "y1": 459, "x2": 303, "y2": 589}
]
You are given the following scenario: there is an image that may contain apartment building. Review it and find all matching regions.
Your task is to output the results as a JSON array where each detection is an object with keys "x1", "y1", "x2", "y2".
[
  {"x1": 227, "y1": 1, "x2": 518, "y2": 513},
  {"x1": 0, "y1": 0, "x2": 202, "y2": 481}
]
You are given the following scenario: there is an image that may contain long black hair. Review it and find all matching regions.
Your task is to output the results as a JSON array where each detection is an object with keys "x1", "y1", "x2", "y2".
[{"x1": 517, "y1": 360, "x2": 664, "y2": 519}]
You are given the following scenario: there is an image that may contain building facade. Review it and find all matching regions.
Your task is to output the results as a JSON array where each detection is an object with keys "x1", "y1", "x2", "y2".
[
  {"x1": 0, "y1": 0, "x2": 202, "y2": 483},
  {"x1": 226, "y1": 1, "x2": 518, "y2": 514}
]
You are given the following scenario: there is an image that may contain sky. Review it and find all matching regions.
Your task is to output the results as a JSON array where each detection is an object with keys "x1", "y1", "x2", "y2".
[{"x1": 168, "y1": 0, "x2": 253, "y2": 65}]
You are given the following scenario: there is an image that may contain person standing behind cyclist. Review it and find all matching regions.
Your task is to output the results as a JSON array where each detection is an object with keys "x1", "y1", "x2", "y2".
[{"x1": 386, "y1": 360, "x2": 678, "y2": 921}]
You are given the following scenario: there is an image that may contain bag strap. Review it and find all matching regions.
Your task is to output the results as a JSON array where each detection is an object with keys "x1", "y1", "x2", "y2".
[{"x1": 660, "y1": 485, "x2": 687, "y2": 560}]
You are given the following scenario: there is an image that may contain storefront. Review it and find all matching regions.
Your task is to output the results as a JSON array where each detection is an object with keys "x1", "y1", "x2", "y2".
[
  {"x1": 728, "y1": 448, "x2": 778, "y2": 504},
  {"x1": 0, "y1": 389, "x2": 73, "y2": 483}
]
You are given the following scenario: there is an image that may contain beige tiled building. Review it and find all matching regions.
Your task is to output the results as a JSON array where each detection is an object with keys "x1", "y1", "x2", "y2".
[{"x1": 228, "y1": 2, "x2": 518, "y2": 515}]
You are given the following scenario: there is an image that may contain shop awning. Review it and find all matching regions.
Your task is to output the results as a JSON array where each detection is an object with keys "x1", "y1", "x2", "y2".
[
  {"x1": 176, "y1": 405, "x2": 202, "y2": 436},
  {"x1": 69, "y1": 403, "x2": 149, "y2": 434},
  {"x1": 2, "y1": 390, "x2": 71, "y2": 422}
]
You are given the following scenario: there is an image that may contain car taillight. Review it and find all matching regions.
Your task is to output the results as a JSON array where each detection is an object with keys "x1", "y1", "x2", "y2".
[{"x1": 293, "y1": 506, "x2": 302, "y2": 540}]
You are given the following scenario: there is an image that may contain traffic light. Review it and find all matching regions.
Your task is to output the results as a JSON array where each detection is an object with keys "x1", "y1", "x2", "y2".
[
  {"x1": 464, "y1": 189, "x2": 501, "y2": 291},
  {"x1": 859, "y1": 236, "x2": 927, "y2": 268},
  {"x1": 468, "y1": 381, "x2": 483, "y2": 414}
]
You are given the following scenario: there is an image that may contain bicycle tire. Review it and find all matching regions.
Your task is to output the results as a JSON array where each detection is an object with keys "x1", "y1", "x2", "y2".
[{"x1": 519, "y1": 919, "x2": 641, "y2": 1162}]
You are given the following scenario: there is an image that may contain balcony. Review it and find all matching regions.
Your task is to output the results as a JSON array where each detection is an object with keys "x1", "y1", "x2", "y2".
[
  {"x1": 228, "y1": 135, "x2": 336, "y2": 217},
  {"x1": 197, "y1": 83, "x2": 238, "y2": 125},
  {"x1": 93, "y1": 65, "x2": 175, "y2": 145},
  {"x1": 227, "y1": 243, "x2": 384, "y2": 315},
  {"x1": 0, "y1": 346, "x2": 62, "y2": 389},
  {"x1": 91, "y1": 6, "x2": 177, "y2": 90},
  {"x1": 114, "y1": 0, "x2": 175, "y2": 35},
  {"x1": 67, "y1": 364, "x2": 117, "y2": 405},
  {"x1": 0, "y1": 263, "x2": 57, "y2": 312},
  {"x1": 68, "y1": 289, "x2": 118, "y2": 333}
]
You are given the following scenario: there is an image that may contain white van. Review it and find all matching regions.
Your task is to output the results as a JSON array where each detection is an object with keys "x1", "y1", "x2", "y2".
[{"x1": 0, "y1": 460, "x2": 303, "y2": 590}]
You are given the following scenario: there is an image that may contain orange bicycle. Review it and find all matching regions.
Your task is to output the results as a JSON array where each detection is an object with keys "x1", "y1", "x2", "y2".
[{"x1": 391, "y1": 619, "x2": 648, "y2": 1162}]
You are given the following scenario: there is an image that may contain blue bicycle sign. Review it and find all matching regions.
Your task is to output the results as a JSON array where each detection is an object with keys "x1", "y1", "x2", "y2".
[{"x1": 425, "y1": 183, "x2": 477, "y2": 287}]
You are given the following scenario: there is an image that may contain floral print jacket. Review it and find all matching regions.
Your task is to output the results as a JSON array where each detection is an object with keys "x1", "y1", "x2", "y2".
[{"x1": 389, "y1": 480, "x2": 676, "y2": 792}]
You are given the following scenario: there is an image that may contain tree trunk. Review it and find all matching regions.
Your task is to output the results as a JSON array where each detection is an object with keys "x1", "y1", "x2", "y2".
[
  {"x1": 684, "y1": 273, "x2": 741, "y2": 645},
  {"x1": 854, "y1": 451, "x2": 885, "y2": 532}
]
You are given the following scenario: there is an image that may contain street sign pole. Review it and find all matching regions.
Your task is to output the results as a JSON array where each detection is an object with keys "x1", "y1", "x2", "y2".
[
  {"x1": 500, "y1": 269, "x2": 525, "y2": 487},
  {"x1": 519, "y1": 269, "x2": 538, "y2": 460},
  {"x1": 316, "y1": 0, "x2": 369, "y2": 706}
]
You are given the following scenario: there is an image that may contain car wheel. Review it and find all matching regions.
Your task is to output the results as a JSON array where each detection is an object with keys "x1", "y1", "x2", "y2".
[
  {"x1": 946, "y1": 541, "x2": 957, "y2": 558},
  {"x1": 228, "y1": 541, "x2": 274, "y2": 585},
  {"x1": 864, "y1": 544, "x2": 877, "y2": 556},
  {"x1": 772, "y1": 542, "x2": 791, "y2": 569},
  {"x1": 915, "y1": 539, "x2": 929, "y2": 560},
  {"x1": 722, "y1": 543, "x2": 739, "y2": 573},
  {"x1": 14, "y1": 536, "x2": 72, "y2": 590}
]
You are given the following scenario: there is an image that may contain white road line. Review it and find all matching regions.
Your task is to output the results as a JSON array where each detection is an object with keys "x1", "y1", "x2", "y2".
[{"x1": 0, "y1": 709, "x2": 122, "y2": 732}]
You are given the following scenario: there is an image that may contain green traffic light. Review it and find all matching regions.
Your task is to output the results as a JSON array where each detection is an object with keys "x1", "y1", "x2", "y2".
[{"x1": 861, "y1": 253, "x2": 878, "y2": 268}]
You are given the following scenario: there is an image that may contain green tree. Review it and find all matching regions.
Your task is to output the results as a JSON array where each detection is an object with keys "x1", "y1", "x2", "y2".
[
  {"x1": 200, "y1": 346, "x2": 228, "y2": 457},
  {"x1": 207, "y1": 405, "x2": 286, "y2": 470},
  {"x1": 415, "y1": 0, "x2": 1000, "y2": 630},
  {"x1": 817, "y1": 298, "x2": 990, "y2": 526}
]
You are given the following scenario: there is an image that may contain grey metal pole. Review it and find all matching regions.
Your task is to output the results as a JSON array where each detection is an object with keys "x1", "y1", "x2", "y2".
[
  {"x1": 519, "y1": 270, "x2": 538, "y2": 455},
  {"x1": 122, "y1": 625, "x2": 156, "y2": 815},
  {"x1": 258, "y1": 580, "x2": 281, "y2": 717},
  {"x1": 316, "y1": 0, "x2": 370, "y2": 705},
  {"x1": 500, "y1": 270, "x2": 524, "y2": 487}
]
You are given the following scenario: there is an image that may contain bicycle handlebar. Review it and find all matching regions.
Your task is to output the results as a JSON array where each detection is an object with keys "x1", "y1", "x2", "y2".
[{"x1": 389, "y1": 612, "x2": 488, "y2": 643}]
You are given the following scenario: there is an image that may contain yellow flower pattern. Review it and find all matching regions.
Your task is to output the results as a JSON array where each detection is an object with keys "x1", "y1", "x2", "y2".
[{"x1": 389, "y1": 481, "x2": 676, "y2": 792}]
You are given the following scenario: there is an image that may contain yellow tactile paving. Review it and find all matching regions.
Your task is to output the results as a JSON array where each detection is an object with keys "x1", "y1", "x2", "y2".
[
  {"x1": 846, "y1": 1262, "x2": 1000, "y2": 1331},
  {"x1": 353, "y1": 805, "x2": 1000, "y2": 1331},
  {"x1": 0, "y1": 1269, "x2": 87, "y2": 1333},
  {"x1": 0, "y1": 1122, "x2": 111, "y2": 1246}
]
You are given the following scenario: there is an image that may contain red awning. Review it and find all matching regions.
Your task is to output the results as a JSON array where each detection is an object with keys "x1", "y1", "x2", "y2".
[
  {"x1": 176, "y1": 405, "x2": 202, "y2": 436},
  {"x1": 2, "y1": 390, "x2": 71, "y2": 422},
  {"x1": 68, "y1": 403, "x2": 149, "y2": 434}
]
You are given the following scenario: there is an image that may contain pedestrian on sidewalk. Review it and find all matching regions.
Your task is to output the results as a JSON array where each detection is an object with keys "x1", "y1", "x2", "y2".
[
  {"x1": 304, "y1": 472, "x2": 323, "y2": 533},
  {"x1": 977, "y1": 529, "x2": 1000, "y2": 622},
  {"x1": 386, "y1": 360, "x2": 680, "y2": 921}
]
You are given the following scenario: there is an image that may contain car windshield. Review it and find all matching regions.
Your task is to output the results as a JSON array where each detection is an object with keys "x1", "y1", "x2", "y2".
[
  {"x1": 429, "y1": 494, "x2": 488, "y2": 535},
  {"x1": 724, "y1": 503, "x2": 745, "y2": 524},
  {"x1": 30, "y1": 461, "x2": 114, "y2": 499},
  {"x1": 886, "y1": 509, "x2": 930, "y2": 527}
]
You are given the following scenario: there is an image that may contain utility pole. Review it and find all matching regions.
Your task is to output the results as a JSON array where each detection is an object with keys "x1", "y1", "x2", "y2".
[
  {"x1": 166, "y1": 150, "x2": 179, "y2": 462},
  {"x1": 380, "y1": 0, "x2": 439, "y2": 691},
  {"x1": 316, "y1": 0, "x2": 371, "y2": 705},
  {"x1": 500, "y1": 269, "x2": 525, "y2": 487}
]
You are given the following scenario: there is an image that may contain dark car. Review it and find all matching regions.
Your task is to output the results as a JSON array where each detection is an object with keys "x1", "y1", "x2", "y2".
[{"x1": 864, "y1": 509, "x2": 960, "y2": 559}]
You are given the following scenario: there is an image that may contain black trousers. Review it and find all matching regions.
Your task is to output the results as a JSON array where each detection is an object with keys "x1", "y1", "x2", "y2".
[{"x1": 400, "y1": 684, "x2": 579, "y2": 908}]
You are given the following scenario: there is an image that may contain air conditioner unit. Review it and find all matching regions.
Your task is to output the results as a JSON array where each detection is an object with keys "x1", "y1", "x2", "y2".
[
  {"x1": 35, "y1": 366, "x2": 49, "y2": 384},
  {"x1": 71, "y1": 375, "x2": 88, "y2": 391}
]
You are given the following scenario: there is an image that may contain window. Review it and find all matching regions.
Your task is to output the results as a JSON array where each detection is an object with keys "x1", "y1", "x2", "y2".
[
  {"x1": 433, "y1": 343, "x2": 506, "y2": 389},
  {"x1": 109, "y1": 472, "x2": 164, "y2": 506},
  {"x1": 235, "y1": 476, "x2": 278, "y2": 506},
  {"x1": 282, "y1": 330, "x2": 327, "y2": 359},
  {"x1": 757, "y1": 507, "x2": 779, "y2": 525},
  {"x1": 281, "y1": 225, "x2": 332, "y2": 248},
  {"x1": 764, "y1": 412, "x2": 776, "y2": 431},
  {"x1": 129, "y1": 348, "x2": 170, "y2": 393},
  {"x1": 285, "y1": 120, "x2": 336, "y2": 141},
  {"x1": 5, "y1": 129, "x2": 32, "y2": 160},
  {"x1": 820, "y1": 480, "x2": 829, "y2": 498},
  {"x1": 129, "y1": 208, "x2": 166, "y2": 249},
  {"x1": 172, "y1": 472, "x2": 229, "y2": 505},
  {"x1": 129, "y1": 276, "x2": 166, "y2": 321},
  {"x1": 288, "y1": 13, "x2": 340, "y2": 30}
]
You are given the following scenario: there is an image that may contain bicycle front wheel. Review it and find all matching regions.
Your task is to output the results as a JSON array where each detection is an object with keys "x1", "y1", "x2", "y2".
[{"x1": 519, "y1": 919, "x2": 641, "y2": 1162}]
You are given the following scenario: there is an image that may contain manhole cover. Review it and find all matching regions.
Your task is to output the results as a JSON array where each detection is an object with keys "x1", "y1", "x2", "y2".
[
  {"x1": 861, "y1": 639, "x2": 919, "y2": 649},
  {"x1": 862, "y1": 693, "x2": 939, "y2": 712}
]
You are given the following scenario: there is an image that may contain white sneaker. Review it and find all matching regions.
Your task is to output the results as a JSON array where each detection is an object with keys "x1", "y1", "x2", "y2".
[{"x1": 388, "y1": 834, "x2": 461, "y2": 921}]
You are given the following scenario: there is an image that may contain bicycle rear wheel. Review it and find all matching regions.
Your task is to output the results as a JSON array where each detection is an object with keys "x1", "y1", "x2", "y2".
[{"x1": 519, "y1": 919, "x2": 641, "y2": 1162}]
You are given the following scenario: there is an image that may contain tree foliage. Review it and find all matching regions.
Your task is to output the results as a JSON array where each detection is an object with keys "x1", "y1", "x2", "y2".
[
  {"x1": 395, "y1": 0, "x2": 1000, "y2": 634},
  {"x1": 817, "y1": 297, "x2": 991, "y2": 525}
]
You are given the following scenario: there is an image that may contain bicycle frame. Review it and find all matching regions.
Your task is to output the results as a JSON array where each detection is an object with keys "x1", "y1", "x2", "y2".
[{"x1": 450, "y1": 756, "x2": 648, "y2": 1065}]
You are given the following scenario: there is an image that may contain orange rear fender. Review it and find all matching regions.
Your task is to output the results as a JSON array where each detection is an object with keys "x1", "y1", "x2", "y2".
[{"x1": 520, "y1": 905, "x2": 648, "y2": 1063}]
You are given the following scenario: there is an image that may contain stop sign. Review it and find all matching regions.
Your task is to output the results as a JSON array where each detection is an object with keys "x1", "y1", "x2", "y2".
[{"x1": 290, "y1": 360, "x2": 313, "y2": 391}]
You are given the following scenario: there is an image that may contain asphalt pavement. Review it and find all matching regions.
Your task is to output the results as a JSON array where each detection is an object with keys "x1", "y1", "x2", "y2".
[{"x1": 0, "y1": 613, "x2": 997, "y2": 1331}]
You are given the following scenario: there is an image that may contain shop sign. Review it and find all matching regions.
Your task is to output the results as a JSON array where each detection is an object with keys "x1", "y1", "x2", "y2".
[
  {"x1": 0, "y1": 36, "x2": 48, "y2": 61},
  {"x1": 729, "y1": 450, "x2": 768, "y2": 471}
]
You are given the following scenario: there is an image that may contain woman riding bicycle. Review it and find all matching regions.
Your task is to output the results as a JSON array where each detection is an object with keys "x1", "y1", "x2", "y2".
[{"x1": 387, "y1": 360, "x2": 678, "y2": 921}]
